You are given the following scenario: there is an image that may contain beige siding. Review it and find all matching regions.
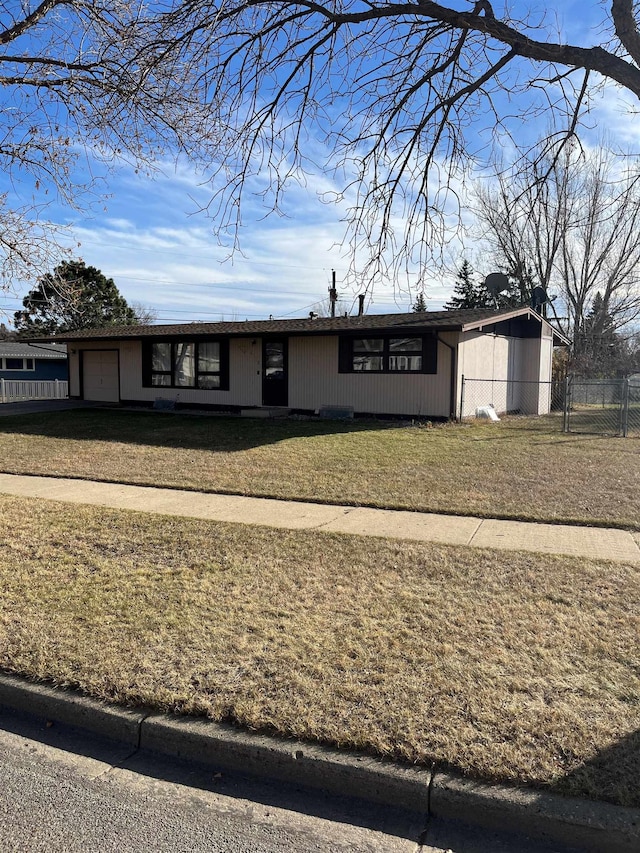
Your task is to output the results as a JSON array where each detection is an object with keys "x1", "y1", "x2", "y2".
[
  {"x1": 74, "y1": 333, "x2": 454, "y2": 416},
  {"x1": 288, "y1": 335, "x2": 452, "y2": 417},
  {"x1": 119, "y1": 338, "x2": 261, "y2": 406},
  {"x1": 458, "y1": 331, "x2": 552, "y2": 417},
  {"x1": 68, "y1": 348, "x2": 81, "y2": 397},
  {"x1": 69, "y1": 341, "x2": 120, "y2": 399},
  {"x1": 74, "y1": 339, "x2": 261, "y2": 407}
]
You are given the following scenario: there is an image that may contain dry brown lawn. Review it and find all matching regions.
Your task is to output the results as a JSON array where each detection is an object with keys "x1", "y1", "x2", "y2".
[
  {"x1": 1, "y1": 494, "x2": 638, "y2": 807},
  {"x1": 0, "y1": 409, "x2": 638, "y2": 528}
]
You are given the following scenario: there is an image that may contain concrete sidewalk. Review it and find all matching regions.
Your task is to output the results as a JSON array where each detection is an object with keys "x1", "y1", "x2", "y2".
[{"x1": 1, "y1": 472, "x2": 638, "y2": 562}]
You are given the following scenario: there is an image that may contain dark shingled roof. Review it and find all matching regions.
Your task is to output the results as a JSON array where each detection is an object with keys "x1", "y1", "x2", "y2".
[{"x1": 28, "y1": 307, "x2": 558, "y2": 342}]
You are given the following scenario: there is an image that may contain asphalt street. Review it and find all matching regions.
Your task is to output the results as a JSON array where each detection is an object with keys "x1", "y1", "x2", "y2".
[{"x1": 0, "y1": 707, "x2": 581, "y2": 853}]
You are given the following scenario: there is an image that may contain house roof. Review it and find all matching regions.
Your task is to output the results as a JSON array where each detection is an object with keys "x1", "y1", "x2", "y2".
[
  {"x1": 28, "y1": 307, "x2": 569, "y2": 345},
  {"x1": 0, "y1": 341, "x2": 67, "y2": 359}
]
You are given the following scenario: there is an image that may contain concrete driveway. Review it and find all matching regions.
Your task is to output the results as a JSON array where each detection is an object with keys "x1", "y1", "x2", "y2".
[{"x1": 0, "y1": 399, "x2": 100, "y2": 417}]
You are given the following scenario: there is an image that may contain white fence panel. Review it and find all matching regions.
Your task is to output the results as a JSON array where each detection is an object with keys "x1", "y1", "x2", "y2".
[{"x1": 0, "y1": 379, "x2": 69, "y2": 402}]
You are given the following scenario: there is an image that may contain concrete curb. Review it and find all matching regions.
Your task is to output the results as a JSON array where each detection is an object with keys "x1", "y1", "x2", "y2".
[
  {"x1": 140, "y1": 714, "x2": 431, "y2": 813},
  {"x1": 1, "y1": 672, "x2": 638, "y2": 852},
  {"x1": 0, "y1": 672, "x2": 145, "y2": 745},
  {"x1": 430, "y1": 772, "x2": 639, "y2": 853}
]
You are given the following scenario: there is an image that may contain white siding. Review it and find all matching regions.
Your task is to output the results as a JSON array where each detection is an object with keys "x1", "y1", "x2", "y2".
[{"x1": 289, "y1": 335, "x2": 452, "y2": 417}]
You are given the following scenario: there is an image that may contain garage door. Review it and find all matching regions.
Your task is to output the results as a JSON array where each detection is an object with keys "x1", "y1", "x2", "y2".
[{"x1": 83, "y1": 350, "x2": 120, "y2": 402}]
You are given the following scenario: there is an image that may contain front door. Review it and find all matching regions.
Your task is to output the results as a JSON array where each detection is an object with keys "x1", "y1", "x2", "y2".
[{"x1": 262, "y1": 339, "x2": 288, "y2": 407}]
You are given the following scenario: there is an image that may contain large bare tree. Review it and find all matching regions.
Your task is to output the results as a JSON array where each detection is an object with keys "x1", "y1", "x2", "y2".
[
  {"x1": 141, "y1": 0, "x2": 640, "y2": 288},
  {"x1": 5, "y1": 1, "x2": 640, "y2": 294},
  {"x1": 0, "y1": 1, "x2": 216, "y2": 292},
  {"x1": 474, "y1": 141, "x2": 640, "y2": 346}
]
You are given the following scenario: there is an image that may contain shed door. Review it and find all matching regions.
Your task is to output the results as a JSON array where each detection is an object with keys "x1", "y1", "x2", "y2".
[{"x1": 83, "y1": 350, "x2": 119, "y2": 402}]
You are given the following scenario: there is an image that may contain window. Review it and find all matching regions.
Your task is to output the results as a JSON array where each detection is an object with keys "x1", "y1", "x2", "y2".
[
  {"x1": 197, "y1": 342, "x2": 221, "y2": 389},
  {"x1": 1, "y1": 357, "x2": 35, "y2": 371},
  {"x1": 143, "y1": 340, "x2": 228, "y2": 390},
  {"x1": 388, "y1": 338, "x2": 423, "y2": 371},
  {"x1": 174, "y1": 342, "x2": 195, "y2": 387},
  {"x1": 151, "y1": 342, "x2": 171, "y2": 386},
  {"x1": 353, "y1": 339, "x2": 384, "y2": 371},
  {"x1": 339, "y1": 335, "x2": 437, "y2": 374}
]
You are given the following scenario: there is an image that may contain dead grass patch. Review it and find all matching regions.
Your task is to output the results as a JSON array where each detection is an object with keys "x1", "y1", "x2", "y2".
[
  {"x1": 0, "y1": 494, "x2": 638, "y2": 806},
  {"x1": 0, "y1": 410, "x2": 638, "y2": 529}
]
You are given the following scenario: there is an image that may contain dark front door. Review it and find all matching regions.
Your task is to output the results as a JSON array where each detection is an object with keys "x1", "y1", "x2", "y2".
[{"x1": 262, "y1": 339, "x2": 288, "y2": 406}]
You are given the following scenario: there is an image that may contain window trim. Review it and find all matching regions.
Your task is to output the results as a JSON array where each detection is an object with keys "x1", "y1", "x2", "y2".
[
  {"x1": 142, "y1": 339, "x2": 229, "y2": 391},
  {"x1": 1, "y1": 357, "x2": 36, "y2": 371},
  {"x1": 339, "y1": 334, "x2": 438, "y2": 375}
]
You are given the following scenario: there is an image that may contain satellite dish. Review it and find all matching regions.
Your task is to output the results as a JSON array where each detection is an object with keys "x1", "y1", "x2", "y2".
[
  {"x1": 531, "y1": 285, "x2": 548, "y2": 312},
  {"x1": 484, "y1": 272, "x2": 509, "y2": 296}
]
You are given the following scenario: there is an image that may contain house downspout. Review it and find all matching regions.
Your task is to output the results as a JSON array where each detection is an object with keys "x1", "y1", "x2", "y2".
[{"x1": 437, "y1": 334, "x2": 458, "y2": 421}]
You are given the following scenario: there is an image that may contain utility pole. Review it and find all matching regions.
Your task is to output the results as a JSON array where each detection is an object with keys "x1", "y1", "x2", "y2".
[{"x1": 328, "y1": 270, "x2": 337, "y2": 318}]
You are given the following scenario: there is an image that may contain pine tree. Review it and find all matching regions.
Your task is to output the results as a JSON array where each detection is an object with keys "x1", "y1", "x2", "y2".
[
  {"x1": 14, "y1": 261, "x2": 140, "y2": 336},
  {"x1": 444, "y1": 260, "x2": 490, "y2": 309},
  {"x1": 413, "y1": 290, "x2": 427, "y2": 312}
]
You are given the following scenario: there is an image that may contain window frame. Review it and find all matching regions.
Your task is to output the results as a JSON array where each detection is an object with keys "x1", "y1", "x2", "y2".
[
  {"x1": 339, "y1": 334, "x2": 438, "y2": 375},
  {"x1": 195, "y1": 341, "x2": 223, "y2": 389},
  {"x1": 1, "y1": 357, "x2": 36, "y2": 371},
  {"x1": 142, "y1": 339, "x2": 229, "y2": 390}
]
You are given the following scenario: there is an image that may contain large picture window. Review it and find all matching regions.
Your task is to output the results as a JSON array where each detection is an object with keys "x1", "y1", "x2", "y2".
[
  {"x1": 339, "y1": 335, "x2": 437, "y2": 374},
  {"x1": 143, "y1": 340, "x2": 228, "y2": 390}
]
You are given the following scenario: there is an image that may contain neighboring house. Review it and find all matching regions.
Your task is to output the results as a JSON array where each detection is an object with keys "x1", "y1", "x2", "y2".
[
  {"x1": 35, "y1": 308, "x2": 568, "y2": 419},
  {"x1": 0, "y1": 342, "x2": 68, "y2": 382}
]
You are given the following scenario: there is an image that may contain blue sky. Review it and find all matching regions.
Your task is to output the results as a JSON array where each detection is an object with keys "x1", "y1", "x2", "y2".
[{"x1": 1, "y1": 1, "x2": 637, "y2": 326}]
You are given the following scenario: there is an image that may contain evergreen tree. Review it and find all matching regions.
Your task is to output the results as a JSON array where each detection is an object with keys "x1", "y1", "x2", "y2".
[
  {"x1": 573, "y1": 292, "x2": 621, "y2": 376},
  {"x1": 413, "y1": 290, "x2": 427, "y2": 312},
  {"x1": 14, "y1": 261, "x2": 140, "y2": 336},
  {"x1": 444, "y1": 260, "x2": 491, "y2": 309}
]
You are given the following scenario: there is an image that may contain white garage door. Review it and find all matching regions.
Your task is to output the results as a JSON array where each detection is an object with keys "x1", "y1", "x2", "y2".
[{"x1": 83, "y1": 350, "x2": 120, "y2": 402}]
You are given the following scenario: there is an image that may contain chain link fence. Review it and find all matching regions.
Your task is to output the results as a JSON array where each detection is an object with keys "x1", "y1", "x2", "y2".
[
  {"x1": 459, "y1": 375, "x2": 639, "y2": 437},
  {"x1": 460, "y1": 377, "x2": 563, "y2": 427},
  {"x1": 564, "y1": 376, "x2": 640, "y2": 437}
]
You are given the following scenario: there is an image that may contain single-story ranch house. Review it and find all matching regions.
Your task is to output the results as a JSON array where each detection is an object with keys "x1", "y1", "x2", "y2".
[
  {"x1": 0, "y1": 342, "x2": 68, "y2": 382},
  {"x1": 37, "y1": 307, "x2": 568, "y2": 420}
]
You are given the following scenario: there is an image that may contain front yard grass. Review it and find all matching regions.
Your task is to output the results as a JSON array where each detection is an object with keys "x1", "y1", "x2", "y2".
[
  {"x1": 0, "y1": 409, "x2": 638, "y2": 528},
  {"x1": 1, "y1": 494, "x2": 638, "y2": 807}
]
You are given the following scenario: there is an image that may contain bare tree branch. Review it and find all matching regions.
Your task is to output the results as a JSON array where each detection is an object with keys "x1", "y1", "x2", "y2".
[
  {"x1": 611, "y1": 0, "x2": 640, "y2": 68},
  {"x1": 473, "y1": 140, "x2": 640, "y2": 344},
  {"x1": 4, "y1": 0, "x2": 640, "y2": 300}
]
